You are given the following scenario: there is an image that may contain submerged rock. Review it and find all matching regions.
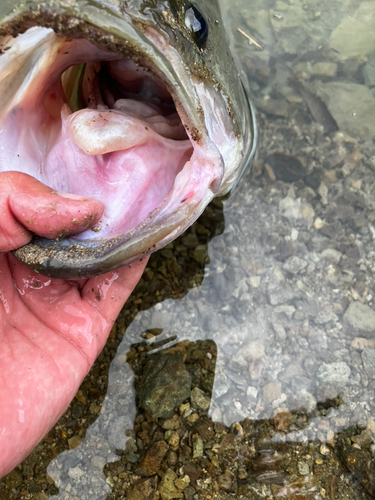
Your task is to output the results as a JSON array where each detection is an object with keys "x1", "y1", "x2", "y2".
[
  {"x1": 136, "y1": 352, "x2": 192, "y2": 419},
  {"x1": 344, "y1": 302, "x2": 375, "y2": 332}
]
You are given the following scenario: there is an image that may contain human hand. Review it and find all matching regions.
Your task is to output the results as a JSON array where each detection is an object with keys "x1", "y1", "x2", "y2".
[{"x1": 0, "y1": 172, "x2": 147, "y2": 477}]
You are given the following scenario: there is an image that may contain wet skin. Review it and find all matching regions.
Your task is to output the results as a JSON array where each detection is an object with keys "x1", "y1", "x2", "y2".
[{"x1": 0, "y1": 171, "x2": 147, "y2": 477}]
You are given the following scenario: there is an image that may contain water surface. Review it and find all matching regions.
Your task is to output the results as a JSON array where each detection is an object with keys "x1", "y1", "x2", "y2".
[{"x1": 2, "y1": 0, "x2": 375, "y2": 499}]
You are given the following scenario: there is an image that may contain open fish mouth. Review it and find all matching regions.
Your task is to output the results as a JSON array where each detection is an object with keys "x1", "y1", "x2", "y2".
[{"x1": 0, "y1": 3, "x2": 256, "y2": 278}]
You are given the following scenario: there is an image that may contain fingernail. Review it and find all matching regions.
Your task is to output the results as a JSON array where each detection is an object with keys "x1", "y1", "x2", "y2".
[{"x1": 56, "y1": 191, "x2": 89, "y2": 201}]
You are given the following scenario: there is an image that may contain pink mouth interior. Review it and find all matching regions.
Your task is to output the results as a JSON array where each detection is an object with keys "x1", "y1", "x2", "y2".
[{"x1": 1, "y1": 41, "x2": 194, "y2": 240}]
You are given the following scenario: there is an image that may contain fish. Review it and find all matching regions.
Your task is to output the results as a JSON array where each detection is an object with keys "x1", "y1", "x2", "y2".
[{"x1": 0, "y1": 0, "x2": 256, "y2": 279}]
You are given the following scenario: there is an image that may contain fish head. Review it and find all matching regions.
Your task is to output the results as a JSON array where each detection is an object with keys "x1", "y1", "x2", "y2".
[{"x1": 0, "y1": 0, "x2": 256, "y2": 278}]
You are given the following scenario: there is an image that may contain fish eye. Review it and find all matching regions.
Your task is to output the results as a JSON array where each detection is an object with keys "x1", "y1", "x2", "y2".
[{"x1": 185, "y1": 4, "x2": 208, "y2": 49}]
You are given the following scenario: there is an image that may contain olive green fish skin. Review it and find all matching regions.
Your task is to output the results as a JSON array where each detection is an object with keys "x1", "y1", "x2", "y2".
[
  {"x1": 0, "y1": 0, "x2": 242, "y2": 131},
  {"x1": 0, "y1": 0, "x2": 256, "y2": 278}
]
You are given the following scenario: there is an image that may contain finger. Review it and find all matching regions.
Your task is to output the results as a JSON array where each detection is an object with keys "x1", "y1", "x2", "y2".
[{"x1": 0, "y1": 171, "x2": 103, "y2": 252}]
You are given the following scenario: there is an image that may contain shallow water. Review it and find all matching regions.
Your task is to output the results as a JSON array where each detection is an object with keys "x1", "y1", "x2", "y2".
[{"x1": 2, "y1": 0, "x2": 375, "y2": 499}]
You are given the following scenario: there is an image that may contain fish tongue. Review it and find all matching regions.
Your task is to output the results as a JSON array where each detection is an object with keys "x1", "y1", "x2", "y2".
[{"x1": 67, "y1": 107, "x2": 151, "y2": 155}]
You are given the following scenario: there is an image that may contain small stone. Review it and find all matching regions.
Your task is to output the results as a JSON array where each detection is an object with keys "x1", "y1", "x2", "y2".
[
  {"x1": 192, "y1": 435, "x2": 204, "y2": 458},
  {"x1": 34, "y1": 494, "x2": 48, "y2": 500},
  {"x1": 297, "y1": 461, "x2": 309, "y2": 476},
  {"x1": 217, "y1": 470, "x2": 236, "y2": 493},
  {"x1": 351, "y1": 338, "x2": 368, "y2": 350},
  {"x1": 362, "y1": 349, "x2": 375, "y2": 379},
  {"x1": 273, "y1": 322, "x2": 286, "y2": 341},
  {"x1": 75, "y1": 390, "x2": 87, "y2": 405},
  {"x1": 179, "y1": 403, "x2": 190, "y2": 415},
  {"x1": 174, "y1": 475, "x2": 190, "y2": 490},
  {"x1": 268, "y1": 282, "x2": 295, "y2": 305},
  {"x1": 167, "y1": 450, "x2": 178, "y2": 467},
  {"x1": 318, "y1": 182, "x2": 328, "y2": 205},
  {"x1": 263, "y1": 381, "x2": 282, "y2": 402},
  {"x1": 166, "y1": 431, "x2": 179, "y2": 449},
  {"x1": 321, "y1": 249, "x2": 342, "y2": 264},
  {"x1": 312, "y1": 62, "x2": 337, "y2": 77},
  {"x1": 283, "y1": 256, "x2": 307, "y2": 274},
  {"x1": 186, "y1": 413, "x2": 199, "y2": 424},
  {"x1": 195, "y1": 419, "x2": 215, "y2": 441},
  {"x1": 238, "y1": 468, "x2": 248, "y2": 480},
  {"x1": 351, "y1": 429, "x2": 373, "y2": 446},
  {"x1": 127, "y1": 476, "x2": 158, "y2": 500},
  {"x1": 107, "y1": 476, "x2": 115, "y2": 487},
  {"x1": 274, "y1": 304, "x2": 295, "y2": 316},
  {"x1": 158, "y1": 469, "x2": 183, "y2": 500},
  {"x1": 273, "y1": 411, "x2": 292, "y2": 432},
  {"x1": 90, "y1": 455, "x2": 107, "y2": 471},
  {"x1": 315, "y1": 306, "x2": 338, "y2": 324},
  {"x1": 344, "y1": 302, "x2": 375, "y2": 331},
  {"x1": 190, "y1": 387, "x2": 211, "y2": 411},
  {"x1": 161, "y1": 415, "x2": 181, "y2": 430},
  {"x1": 68, "y1": 466, "x2": 84, "y2": 480},
  {"x1": 320, "y1": 444, "x2": 330, "y2": 456},
  {"x1": 68, "y1": 435, "x2": 82, "y2": 450},
  {"x1": 135, "y1": 440, "x2": 169, "y2": 476},
  {"x1": 314, "y1": 217, "x2": 325, "y2": 229},
  {"x1": 4, "y1": 470, "x2": 22, "y2": 489},
  {"x1": 125, "y1": 452, "x2": 141, "y2": 464},
  {"x1": 249, "y1": 276, "x2": 261, "y2": 288},
  {"x1": 317, "y1": 362, "x2": 350, "y2": 385},
  {"x1": 246, "y1": 386, "x2": 258, "y2": 400},
  {"x1": 279, "y1": 197, "x2": 314, "y2": 221},
  {"x1": 89, "y1": 402, "x2": 101, "y2": 414}
]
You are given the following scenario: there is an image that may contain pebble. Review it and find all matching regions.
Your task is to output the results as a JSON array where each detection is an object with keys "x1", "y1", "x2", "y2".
[
  {"x1": 158, "y1": 469, "x2": 183, "y2": 500},
  {"x1": 249, "y1": 275, "x2": 261, "y2": 288},
  {"x1": 317, "y1": 362, "x2": 351, "y2": 385},
  {"x1": 321, "y1": 248, "x2": 342, "y2": 264},
  {"x1": 283, "y1": 256, "x2": 307, "y2": 274},
  {"x1": 262, "y1": 382, "x2": 282, "y2": 402},
  {"x1": 68, "y1": 467, "x2": 84, "y2": 480},
  {"x1": 315, "y1": 306, "x2": 338, "y2": 324},
  {"x1": 361, "y1": 348, "x2": 375, "y2": 379},
  {"x1": 68, "y1": 435, "x2": 82, "y2": 450},
  {"x1": 297, "y1": 461, "x2": 310, "y2": 476},
  {"x1": 192, "y1": 436, "x2": 204, "y2": 458},
  {"x1": 314, "y1": 217, "x2": 325, "y2": 229},
  {"x1": 190, "y1": 387, "x2": 211, "y2": 411},
  {"x1": 135, "y1": 441, "x2": 169, "y2": 476},
  {"x1": 174, "y1": 475, "x2": 190, "y2": 490},
  {"x1": 90, "y1": 456, "x2": 107, "y2": 472},
  {"x1": 320, "y1": 444, "x2": 330, "y2": 456},
  {"x1": 344, "y1": 302, "x2": 375, "y2": 331}
]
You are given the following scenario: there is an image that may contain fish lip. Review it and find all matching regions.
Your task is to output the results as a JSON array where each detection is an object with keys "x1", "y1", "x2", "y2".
[{"x1": 2, "y1": 2, "x2": 254, "y2": 279}]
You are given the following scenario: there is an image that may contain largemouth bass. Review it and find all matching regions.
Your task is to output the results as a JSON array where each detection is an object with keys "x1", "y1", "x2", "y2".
[{"x1": 0, "y1": 0, "x2": 256, "y2": 278}]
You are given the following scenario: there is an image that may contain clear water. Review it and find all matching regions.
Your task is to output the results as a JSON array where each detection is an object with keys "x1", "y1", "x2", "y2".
[{"x1": 2, "y1": 0, "x2": 375, "y2": 499}]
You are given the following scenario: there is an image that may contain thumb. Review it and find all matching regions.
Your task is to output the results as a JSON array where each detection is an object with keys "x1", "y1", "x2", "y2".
[{"x1": 0, "y1": 172, "x2": 103, "y2": 252}]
